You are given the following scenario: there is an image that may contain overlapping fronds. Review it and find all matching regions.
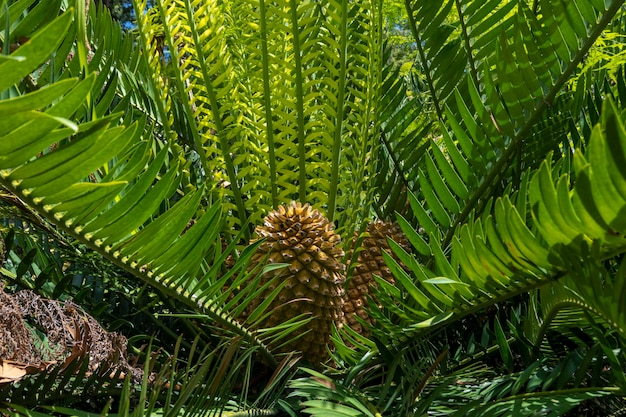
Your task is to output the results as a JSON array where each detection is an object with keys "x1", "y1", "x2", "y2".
[
  {"x1": 328, "y1": 0, "x2": 384, "y2": 232},
  {"x1": 324, "y1": 2, "x2": 626, "y2": 412},
  {"x1": 0, "y1": 9, "x2": 205, "y2": 300},
  {"x1": 133, "y1": 0, "x2": 384, "y2": 237},
  {"x1": 1, "y1": 356, "x2": 134, "y2": 412},
  {"x1": 374, "y1": 99, "x2": 626, "y2": 350},
  {"x1": 4, "y1": 0, "x2": 626, "y2": 414},
  {"x1": 3, "y1": 335, "x2": 300, "y2": 416},
  {"x1": 376, "y1": 1, "x2": 624, "y2": 245},
  {"x1": 287, "y1": 356, "x2": 615, "y2": 417},
  {"x1": 0, "y1": 2, "x2": 288, "y2": 367}
]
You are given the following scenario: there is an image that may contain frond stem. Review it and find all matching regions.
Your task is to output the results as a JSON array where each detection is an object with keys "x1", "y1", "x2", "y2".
[
  {"x1": 289, "y1": 0, "x2": 308, "y2": 202},
  {"x1": 223, "y1": 409, "x2": 278, "y2": 417},
  {"x1": 327, "y1": 0, "x2": 348, "y2": 223},
  {"x1": 404, "y1": 0, "x2": 444, "y2": 122},
  {"x1": 155, "y1": 0, "x2": 210, "y2": 181},
  {"x1": 379, "y1": 130, "x2": 412, "y2": 195},
  {"x1": 258, "y1": 0, "x2": 278, "y2": 209},
  {"x1": 182, "y1": 0, "x2": 249, "y2": 235}
]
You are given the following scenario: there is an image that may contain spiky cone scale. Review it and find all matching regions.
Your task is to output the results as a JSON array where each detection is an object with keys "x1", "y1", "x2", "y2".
[
  {"x1": 344, "y1": 221, "x2": 410, "y2": 337},
  {"x1": 247, "y1": 202, "x2": 346, "y2": 365}
]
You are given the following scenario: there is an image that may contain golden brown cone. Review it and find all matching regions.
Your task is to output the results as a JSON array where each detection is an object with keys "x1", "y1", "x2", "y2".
[
  {"x1": 344, "y1": 221, "x2": 410, "y2": 337},
  {"x1": 246, "y1": 202, "x2": 346, "y2": 364}
]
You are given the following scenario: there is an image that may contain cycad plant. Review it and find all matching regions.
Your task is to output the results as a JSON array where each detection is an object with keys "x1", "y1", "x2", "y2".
[{"x1": 1, "y1": 0, "x2": 626, "y2": 415}]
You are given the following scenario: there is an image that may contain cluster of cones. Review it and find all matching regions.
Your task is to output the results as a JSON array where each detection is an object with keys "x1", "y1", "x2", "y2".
[{"x1": 246, "y1": 201, "x2": 410, "y2": 364}]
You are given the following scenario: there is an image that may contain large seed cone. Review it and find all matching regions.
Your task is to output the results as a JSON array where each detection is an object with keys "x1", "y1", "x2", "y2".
[
  {"x1": 248, "y1": 201, "x2": 346, "y2": 364},
  {"x1": 344, "y1": 221, "x2": 410, "y2": 337}
]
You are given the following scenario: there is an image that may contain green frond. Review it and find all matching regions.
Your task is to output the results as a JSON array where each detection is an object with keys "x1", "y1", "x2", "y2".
[
  {"x1": 534, "y1": 253, "x2": 626, "y2": 350},
  {"x1": 1, "y1": 355, "x2": 133, "y2": 413},
  {"x1": 288, "y1": 368, "x2": 381, "y2": 417},
  {"x1": 447, "y1": 388, "x2": 612, "y2": 417},
  {"x1": 404, "y1": 0, "x2": 464, "y2": 120},
  {"x1": 417, "y1": 348, "x2": 618, "y2": 416},
  {"x1": 129, "y1": 0, "x2": 174, "y2": 135},
  {"x1": 377, "y1": 98, "x2": 626, "y2": 348}
]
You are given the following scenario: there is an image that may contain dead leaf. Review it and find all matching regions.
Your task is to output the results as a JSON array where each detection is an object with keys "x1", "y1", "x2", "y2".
[
  {"x1": 0, "y1": 360, "x2": 28, "y2": 384},
  {"x1": 65, "y1": 317, "x2": 81, "y2": 341},
  {"x1": 25, "y1": 361, "x2": 56, "y2": 374},
  {"x1": 312, "y1": 376, "x2": 336, "y2": 390}
]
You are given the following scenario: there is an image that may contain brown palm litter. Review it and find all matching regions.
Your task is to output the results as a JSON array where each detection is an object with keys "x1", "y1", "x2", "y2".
[{"x1": 0, "y1": 283, "x2": 141, "y2": 385}]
